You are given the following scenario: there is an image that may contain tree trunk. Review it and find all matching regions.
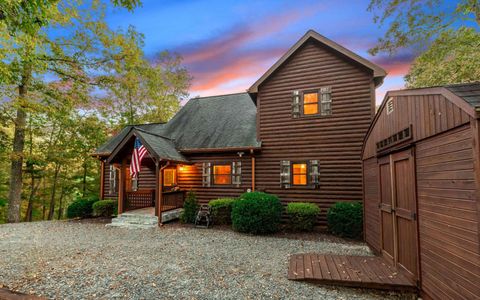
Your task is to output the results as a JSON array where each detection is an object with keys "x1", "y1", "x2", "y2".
[
  {"x1": 7, "y1": 66, "x2": 31, "y2": 223},
  {"x1": 57, "y1": 185, "x2": 65, "y2": 220},
  {"x1": 47, "y1": 164, "x2": 61, "y2": 220},
  {"x1": 82, "y1": 161, "x2": 87, "y2": 195}
]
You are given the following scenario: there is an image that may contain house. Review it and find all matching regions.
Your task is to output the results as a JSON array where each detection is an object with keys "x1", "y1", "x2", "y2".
[
  {"x1": 93, "y1": 30, "x2": 386, "y2": 226},
  {"x1": 362, "y1": 83, "x2": 480, "y2": 299}
]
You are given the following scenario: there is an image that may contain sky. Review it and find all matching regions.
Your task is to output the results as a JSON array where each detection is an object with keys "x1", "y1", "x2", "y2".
[{"x1": 103, "y1": 0, "x2": 428, "y2": 104}]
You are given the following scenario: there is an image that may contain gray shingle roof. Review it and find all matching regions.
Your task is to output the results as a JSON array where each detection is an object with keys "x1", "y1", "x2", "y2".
[
  {"x1": 94, "y1": 123, "x2": 166, "y2": 156},
  {"x1": 94, "y1": 93, "x2": 260, "y2": 158},
  {"x1": 135, "y1": 129, "x2": 188, "y2": 162},
  {"x1": 445, "y1": 82, "x2": 480, "y2": 109}
]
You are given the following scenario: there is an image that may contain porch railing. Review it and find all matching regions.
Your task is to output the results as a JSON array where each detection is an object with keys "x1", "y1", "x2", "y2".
[
  {"x1": 161, "y1": 190, "x2": 184, "y2": 212},
  {"x1": 126, "y1": 189, "x2": 154, "y2": 210}
]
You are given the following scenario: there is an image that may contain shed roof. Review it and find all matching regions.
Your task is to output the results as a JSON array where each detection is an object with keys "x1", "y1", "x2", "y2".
[
  {"x1": 248, "y1": 30, "x2": 387, "y2": 93},
  {"x1": 94, "y1": 93, "x2": 260, "y2": 158},
  {"x1": 445, "y1": 82, "x2": 480, "y2": 109}
]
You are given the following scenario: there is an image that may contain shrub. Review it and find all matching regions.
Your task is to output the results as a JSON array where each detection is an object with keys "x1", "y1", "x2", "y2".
[
  {"x1": 208, "y1": 198, "x2": 236, "y2": 225},
  {"x1": 180, "y1": 191, "x2": 198, "y2": 224},
  {"x1": 231, "y1": 192, "x2": 283, "y2": 234},
  {"x1": 286, "y1": 202, "x2": 320, "y2": 231},
  {"x1": 66, "y1": 196, "x2": 99, "y2": 219},
  {"x1": 93, "y1": 200, "x2": 117, "y2": 217},
  {"x1": 327, "y1": 201, "x2": 363, "y2": 239}
]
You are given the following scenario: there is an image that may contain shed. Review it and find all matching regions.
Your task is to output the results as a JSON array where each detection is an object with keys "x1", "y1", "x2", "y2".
[{"x1": 362, "y1": 83, "x2": 480, "y2": 299}]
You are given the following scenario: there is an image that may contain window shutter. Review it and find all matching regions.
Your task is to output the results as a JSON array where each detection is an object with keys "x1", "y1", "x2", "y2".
[
  {"x1": 292, "y1": 91, "x2": 300, "y2": 118},
  {"x1": 202, "y1": 162, "x2": 211, "y2": 187},
  {"x1": 320, "y1": 87, "x2": 332, "y2": 116},
  {"x1": 309, "y1": 160, "x2": 320, "y2": 188},
  {"x1": 132, "y1": 176, "x2": 138, "y2": 191},
  {"x1": 109, "y1": 165, "x2": 115, "y2": 194},
  {"x1": 280, "y1": 160, "x2": 291, "y2": 188},
  {"x1": 232, "y1": 161, "x2": 242, "y2": 187}
]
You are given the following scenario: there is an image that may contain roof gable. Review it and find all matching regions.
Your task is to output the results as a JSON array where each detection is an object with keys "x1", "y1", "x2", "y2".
[{"x1": 248, "y1": 30, "x2": 387, "y2": 93}]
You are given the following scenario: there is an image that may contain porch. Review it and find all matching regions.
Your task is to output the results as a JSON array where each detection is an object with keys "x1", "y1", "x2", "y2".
[{"x1": 105, "y1": 128, "x2": 191, "y2": 226}]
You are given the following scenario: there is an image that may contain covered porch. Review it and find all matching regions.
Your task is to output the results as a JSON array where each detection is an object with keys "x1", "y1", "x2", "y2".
[{"x1": 106, "y1": 127, "x2": 191, "y2": 225}]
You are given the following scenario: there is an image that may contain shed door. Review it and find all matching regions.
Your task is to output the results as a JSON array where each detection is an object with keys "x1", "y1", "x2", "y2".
[{"x1": 378, "y1": 148, "x2": 418, "y2": 283}]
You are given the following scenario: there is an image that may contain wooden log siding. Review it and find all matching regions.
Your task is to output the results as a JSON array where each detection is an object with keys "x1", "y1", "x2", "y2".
[
  {"x1": 102, "y1": 159, "x2": 157, "y2": 201},
  {"x1": 415, "y1": 125, "x2": 480, "y2": 299},
  {"x1": 255, "y1": 39, "x2": 375, "y2": 226},
  {"x1": 177, "y1": 152, "x2": 253, "y2": 205},
  {"x1": 363, "y1": 94, "x2": 472, "y2": 160}
]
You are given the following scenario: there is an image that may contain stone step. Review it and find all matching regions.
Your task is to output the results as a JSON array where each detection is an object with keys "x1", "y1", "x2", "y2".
[
  {"x1": 111, "y1": 216, "x2": 158, "y2": 226},
  {"x1": 106, "y1": 222, "x2": 157, "y2": 229}
]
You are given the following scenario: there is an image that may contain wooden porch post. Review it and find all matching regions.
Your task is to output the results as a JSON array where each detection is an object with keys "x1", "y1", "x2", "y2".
[
  {"x1": 155, "y1": 161, "x2": 159, "y2": 217},
  {"x1": 250, "y1": 149, "x2": 255, "y2": 191},
  {"x1": 118, "y1": 158, "x2": 126, "y2": 214},
  {"x1": 157, "y1": 161, "x2": 165, "y2": 226},
  {"x1": 99, "y1": 160, "x2": 105, "y2": 200}
]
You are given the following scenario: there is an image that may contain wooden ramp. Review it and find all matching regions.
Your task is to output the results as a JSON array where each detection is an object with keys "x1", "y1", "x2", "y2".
[{"x1": 288, "y1": 254, "x2": 416, "y2": 292}]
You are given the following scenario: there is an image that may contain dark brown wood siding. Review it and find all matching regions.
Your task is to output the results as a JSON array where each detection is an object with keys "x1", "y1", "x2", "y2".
[
  {"x1": 177, "y1": 152, "x2": 253, "y2": 205},
  {"x1": 102, "y1": 159, "x2": 156, "y2": 201},
  {"x1": 362, "y1": 157, "x2": 380, "y2": 252},
  {"x1": 416, "y1": 124, "x2": 480, "y2": 299},
  {"x1": 255, "y1": 39, "x2": 375, "y2": 226},
  {"x1": 363, "y1": 94, "x2": 471, "y2": 160}
]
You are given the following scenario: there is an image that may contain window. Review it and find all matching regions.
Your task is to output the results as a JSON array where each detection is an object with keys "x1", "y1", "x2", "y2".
[
  {"x1": 303, "y1": 92, "x2": 319, "y2": 115},
  {"x1": 163, "y1": 168, "x2": 177, "y2": 186},
  {"x1": 213, "y1": 164, "x2": 232, "y2": 185},
  {"x1": 292, "y1": 163, "x2": 307, "y2": 185}
]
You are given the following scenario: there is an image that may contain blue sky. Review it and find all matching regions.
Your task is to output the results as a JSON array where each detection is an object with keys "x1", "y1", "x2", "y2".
[{"x1": 102, "y1": 0, "x2": 442, "y2": 103}]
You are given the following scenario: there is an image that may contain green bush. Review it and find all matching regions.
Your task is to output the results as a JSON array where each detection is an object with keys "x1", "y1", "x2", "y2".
[
  {"x1": 180, "y1": 191, "x2": 198, "y2": 224},
  {"x1": 66, "y1": 196, "x2": 99, "y2": 219},
  {"x1": 231, "y1": 192, "x2": 283, "y2": 234},
  {"x1": 209, "y1": 198, "x2": 236, "y2": 225},
  {"x1": 286, "y1": 202, "x2": 320, "y2": 231},
  {"x1": 92, "y1": 200, "x2": 117, "y2": 217},
  {"x1": 327, "y1": 201, "x2": 363, "y2": 239}
]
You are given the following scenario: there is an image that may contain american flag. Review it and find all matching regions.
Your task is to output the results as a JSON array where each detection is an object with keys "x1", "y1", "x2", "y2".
[{"x1": 130, "y1": 137, "x2": 148, "y2": 178}]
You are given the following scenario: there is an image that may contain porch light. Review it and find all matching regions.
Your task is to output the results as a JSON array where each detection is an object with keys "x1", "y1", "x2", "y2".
[{"x1": 178, "y1": 165, "x2": 185, "y2": 171}]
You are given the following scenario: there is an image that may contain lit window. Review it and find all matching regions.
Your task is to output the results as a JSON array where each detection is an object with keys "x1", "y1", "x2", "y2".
[
  {"x1": 164, "y1": 168, "x2": 177, "y2": 186},
  {"x1": 303, "y1": 92, "x2": 318, "y2": 115},
  {"x1": 292, "y1": 163, "x2": 307, "y2": 185},
  {"x1": 213, "y1": 164, "x2": 232, "y2": 185}
]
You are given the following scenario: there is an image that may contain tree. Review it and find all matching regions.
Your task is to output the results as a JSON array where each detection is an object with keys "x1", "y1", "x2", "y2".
[
  {"x1": 405, "y1": 28, "x2": 480, "y2": 87},
  {"x1": 101, "y1": 49, "x2": 191, "y2": 127},
  {"x1": 0, "y1": 0, "x2": 144, "y2": 222},
  {"x1": 368, "y1": 0, "x2": 480, "y2": 55}
]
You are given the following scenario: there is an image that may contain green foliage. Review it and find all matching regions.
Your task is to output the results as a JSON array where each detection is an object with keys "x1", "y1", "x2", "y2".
[
  {"x1": 286, "y1": 202, "x2": 320, "y2": 232},
  {"x1": 405, "y1": 28, "x2": 480, "y2": 87},
  {"x1": 0, "y1": 0, "x2": 190, "y2": 222},
  {"x1": 231, "y1": 192, "x2": 283, "y2": 234},
  {"x1": 92, "y1": 200, "x2": 117, "y2": 217},
  {"x1": 327, "y1": 202, "x2": 363, "y2": 239},
  {"x1": 180, "y1": 191, "x2": 198, "y2": 224},
  {"x1": 367, "y1": 0, "x2": 480, "y2": 55},
  {"x1": 208, "y1": 198, "x2": 236, "y2": 225},
  {"x1": 66, "y1": 196, "x2": 99, "y2": 219}
]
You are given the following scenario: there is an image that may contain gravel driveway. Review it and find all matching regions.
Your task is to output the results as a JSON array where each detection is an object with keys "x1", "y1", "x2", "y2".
[{"x1": 0, "y1": 221, "x2": 414, "y2": 299}]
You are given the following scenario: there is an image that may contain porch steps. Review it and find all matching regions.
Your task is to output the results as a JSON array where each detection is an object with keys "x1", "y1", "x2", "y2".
[
  {"x1": 107, "y1": 213, "x2": 158, "y2": 229},
  {"x1": 106, "y1": 208, "x2": 183, "y2": 229}
]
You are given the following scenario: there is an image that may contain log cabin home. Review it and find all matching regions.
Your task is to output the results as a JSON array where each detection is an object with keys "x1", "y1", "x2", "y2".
[
  {"x1": 92, "y1": 30, "x2": 387, "y2": 226},
  {"x1": 362, "y1": 83, "x2": 480, "y2": 299}
]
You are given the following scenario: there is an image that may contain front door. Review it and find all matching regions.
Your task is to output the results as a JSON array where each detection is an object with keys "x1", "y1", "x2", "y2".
[{"x1": 378, "y1": 148, "x2": 418, "y2": 283}]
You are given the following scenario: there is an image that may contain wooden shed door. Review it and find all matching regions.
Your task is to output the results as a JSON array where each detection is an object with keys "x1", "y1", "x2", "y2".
[{"x1": 378, "y1": 148, "x2": 418, "y2": 283}]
